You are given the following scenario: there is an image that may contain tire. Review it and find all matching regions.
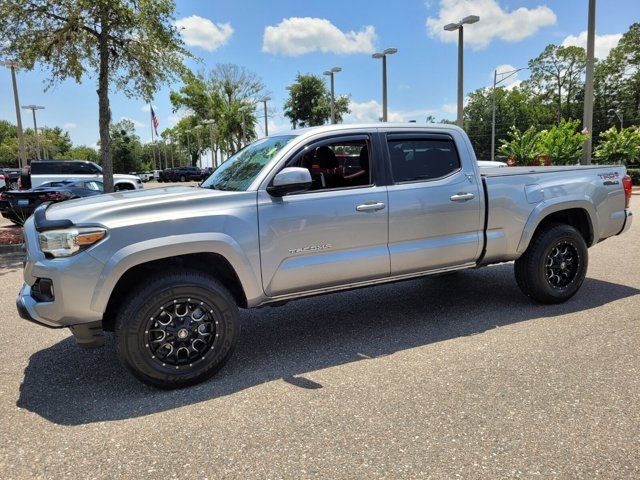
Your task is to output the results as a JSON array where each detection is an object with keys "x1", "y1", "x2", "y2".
[
  {"x1": 180, "y1": 175, "x2": 186, "y2": 182},
  {"x1": 115, "y1": 271, "x2": 240, "y2": 388},
  {"x1": 514, "y1": 224, "x2": 588, "y2": 304}
]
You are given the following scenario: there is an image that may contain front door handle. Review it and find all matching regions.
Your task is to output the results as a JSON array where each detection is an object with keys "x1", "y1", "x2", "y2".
[
  {"x1": 450, "y1": 192, "x2": 475, "y2": 202},
  {"x1": 356, "y1": 202, "x2": 386, "y2": 212}
]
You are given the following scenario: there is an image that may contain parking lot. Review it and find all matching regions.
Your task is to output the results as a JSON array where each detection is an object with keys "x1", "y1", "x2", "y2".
[{"x1": 0, "y1": 195, "x2": 638, "y2": 478}]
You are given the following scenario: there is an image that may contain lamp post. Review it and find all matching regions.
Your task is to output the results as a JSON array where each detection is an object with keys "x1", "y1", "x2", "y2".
[
  {"x1": 22, "y1": 104, "x2": 45, "y2": 160},
  {"x1": 371, "y1": 49, "x2": 397, "y2": 122},
  {"x1": 322, "y1": 67, "x2": 341, "y2": 124},
  {"x1": 491, "y1": 66, "x2": 527, "y2": 161},
  {"x1": 1, "y1": 61, "x2": 27, "y2": 167},
  {"x1": 193, "y1": 125, "x2": 203, "y2": 168},
  {"x1": 608, "y1": 108, "x2": 623, "y2": 130},
  {"x1": 203, "y1": 119, "x2": 217, "y2": 168},
  {"x1": 444, "y1": 15, "x2": 480, "y2": 128},
  {"x1": 184, "y1": 130, "x2": 192, "y2": 166},
  {"x1": 261, "y1": 97, "x2": 271, "y2": 136},
  {"x1": 581, "y1": 0, "x2": 596, "y2": 165}
]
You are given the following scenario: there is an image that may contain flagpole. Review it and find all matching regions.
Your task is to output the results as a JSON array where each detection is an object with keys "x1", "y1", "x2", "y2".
[{"x1": 149, "y1": 104, "x2": 157, "y2": 170}]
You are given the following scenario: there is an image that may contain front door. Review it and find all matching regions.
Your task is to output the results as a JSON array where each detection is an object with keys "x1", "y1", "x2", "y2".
[{"x1": 258, "y1": 135, "x2": 390, "y2": 297}]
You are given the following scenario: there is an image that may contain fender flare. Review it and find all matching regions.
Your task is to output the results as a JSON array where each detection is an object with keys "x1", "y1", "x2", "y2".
[
  {"x1": 89, "y1": 232, "x2": 263, "y2": 313},
  {"x1": 516, "y1": 196, "x2": 598, "y2": 254}
]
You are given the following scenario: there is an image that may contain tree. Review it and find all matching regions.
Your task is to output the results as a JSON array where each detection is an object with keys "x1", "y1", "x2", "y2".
[
  {"x1": 536, "y1": 119, "x2": 587, "y2": 165},
  {"x1": 594, "y1": 126, "x2": 640, "y2": 164},
  {"x1": 498, "y1": 126, "x2": 541, "y2": 165},
  {"x1": 107, "y1": 119, "x2": 144, "y2": 173},
  {"x1": 463, "y1": 86, "x2": 554, "y2": 160},
  {"x1": 0, "y1": 0, "x2": 189, "y2": 191},
  {"x1": 170, "y1": 64, "x2": 267, "y2": 158},
  {"x1": 59, "y1": 145, "x2": 100, "y2": 162},
  {"x1": 527, "y1": 44, "x2": 586, "y2": 122},
  {"x1": 283, "y1": 74, "x2": 350, "y2": 128}
]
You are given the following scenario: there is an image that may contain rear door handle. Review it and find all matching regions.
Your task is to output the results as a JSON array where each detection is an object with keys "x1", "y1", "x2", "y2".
[
  {"x1": 450, "y1": 193, "x2": 475, "y2": 202},
  {"x1": 356, "y1": 202, "x2": 386, "y2": 212}
]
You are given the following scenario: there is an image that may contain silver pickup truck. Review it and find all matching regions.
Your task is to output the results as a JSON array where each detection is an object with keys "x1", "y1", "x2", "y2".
[{"x1": 16, "y1": 124, "x2": 633, "y2": 388}]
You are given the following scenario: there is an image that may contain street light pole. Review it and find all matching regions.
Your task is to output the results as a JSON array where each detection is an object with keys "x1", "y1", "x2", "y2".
[
  {"x1": 22, "y1": 104, "x2": 45, "y2": 160},
  {"x1": 0, "y1": 61, "x2": 27, "y2": 168},
  {"x1": 608, "y1": 109, "x2": 623, "y2": 130},
  {"x1": 185, "y1": 130, "x2": 191, "y2": 166},
  {"x1": 444, "y1": 15, "x2": 480, "y2": 128},
  {"x1": 372, "y1": 49, "x2": 397, "y2": 122},
  {"x1": 457, "y1": 26, "x2": 464, "y2": 127},
  {"x1": 194, "y1": 125, "x2": 203, "y2": 168},
  {"x1": 491, "y1": 67, "x2": 527, "y2": 161},
  {"x1": 581, "y1": 0, "x2": 596, "y2": 165},
  {"x1": 323, "y1": 68, "x2": 341, "y2": 124},
  {"x1": 262, "y1": 97, "x2": 271, "y2": 136},
  {"x1": 203, "y1": 119, "x2": 217, "y2": 168}
]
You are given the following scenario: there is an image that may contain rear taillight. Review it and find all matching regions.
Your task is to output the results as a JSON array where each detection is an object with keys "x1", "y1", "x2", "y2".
[
  {"x1": 17, "y1": 177, "x2": 22, "y2": 189},
  {"x1": 0, "y1": 174, "x2": 5, "y2": 180},
  {"x1": 0, "y1": 193, "x2": 8, "y2": 200},
  {"x1": 623, "y1": 174, "x2": 632, "y2": 209}
]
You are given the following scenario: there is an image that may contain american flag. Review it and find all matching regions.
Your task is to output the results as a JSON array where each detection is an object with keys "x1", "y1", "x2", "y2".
[{"x1": 150, "y1": 105, "x2": 159, "y2": 136}]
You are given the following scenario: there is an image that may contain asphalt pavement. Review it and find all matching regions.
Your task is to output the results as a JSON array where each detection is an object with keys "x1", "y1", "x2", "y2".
[{"x1": 0, "y1": 196, "x2": 638, "y2": 479}]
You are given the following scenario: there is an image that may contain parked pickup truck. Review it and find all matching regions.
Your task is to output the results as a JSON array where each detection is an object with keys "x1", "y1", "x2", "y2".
[
  {"x1": 24, "y1": 160, "x2": 142, "y2": 191},
  {"x1": 16, "y1": 124, "x2": 633, "y2": 388}
]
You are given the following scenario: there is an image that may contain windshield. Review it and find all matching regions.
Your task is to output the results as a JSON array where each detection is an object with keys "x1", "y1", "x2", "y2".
[{"x1": 201, "y1": 135, "x2": 296, "y2": 191}]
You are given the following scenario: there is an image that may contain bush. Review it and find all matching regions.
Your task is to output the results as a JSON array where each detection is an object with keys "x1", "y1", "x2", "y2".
[
  {"x1": 594, "y1": 126, "x2": 640, "y2": 165},
  {"x1": 498, "y1": 126, "x2": 541, "y2": 166},
  {"x1": 627, "y1": 168, "x2": 640, "y2": 185},
  {"x1": 537, "y1": 119, "x2": 587, "y2": 165}
]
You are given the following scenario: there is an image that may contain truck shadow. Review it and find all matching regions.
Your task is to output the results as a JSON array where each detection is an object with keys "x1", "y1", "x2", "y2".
[{"x1": 17, "y1": 264, "x2": 639, "y2": 426}]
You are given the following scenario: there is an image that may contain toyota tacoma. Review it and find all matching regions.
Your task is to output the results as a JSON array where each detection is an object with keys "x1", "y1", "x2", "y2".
[{"x1": 16, "y1": 124, "x2": 633, "y2": 388}]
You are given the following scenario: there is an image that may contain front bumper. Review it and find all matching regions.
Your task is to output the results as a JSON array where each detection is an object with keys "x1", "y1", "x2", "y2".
[{"x1": 17, "y1": 282, "x2": 105, "y2": 347}]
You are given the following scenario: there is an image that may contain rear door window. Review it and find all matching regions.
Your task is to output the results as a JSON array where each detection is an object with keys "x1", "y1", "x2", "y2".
[{"x1": 386, "y1": 137, "x2": 461, "y2": 183}]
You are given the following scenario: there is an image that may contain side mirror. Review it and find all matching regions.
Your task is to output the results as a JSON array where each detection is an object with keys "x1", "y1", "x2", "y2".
[{"x1": 267, "y1": 167, "x2": 312, "y2": 197}]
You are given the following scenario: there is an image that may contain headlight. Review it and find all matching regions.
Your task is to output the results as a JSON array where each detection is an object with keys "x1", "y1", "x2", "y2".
[{"x1": 38, "y1": 228, "x2": 107, "y2": 258}]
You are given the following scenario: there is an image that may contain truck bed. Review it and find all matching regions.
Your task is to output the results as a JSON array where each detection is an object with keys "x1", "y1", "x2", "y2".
[{"x1": 480, "y1": 164, "x2": 628, "y2": 265}]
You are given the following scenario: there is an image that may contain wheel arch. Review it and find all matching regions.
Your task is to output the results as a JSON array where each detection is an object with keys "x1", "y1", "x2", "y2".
[
  {"x1": 102, "y1": 252, "x2": 247, "y2": 331},
  {"x1": 92, "y1": 234, "x2": 263, "y2": 329},
  {"x1": 517, "y1": 199, "x2": 597, "y2": 254}
]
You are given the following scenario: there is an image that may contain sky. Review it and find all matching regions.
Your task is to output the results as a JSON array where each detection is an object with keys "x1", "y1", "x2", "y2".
[{"x1": 1, "y1": 0, "x2": 638, "y2": 153}]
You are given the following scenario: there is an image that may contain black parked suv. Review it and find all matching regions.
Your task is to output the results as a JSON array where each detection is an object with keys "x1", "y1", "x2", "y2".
[{"x1": 170, "y1": 166, "x2": 204, "y2": 182}]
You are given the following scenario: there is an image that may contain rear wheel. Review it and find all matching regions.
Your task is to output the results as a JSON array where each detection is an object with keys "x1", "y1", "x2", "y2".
[
  {"x1": 115, "y1": 271, "x2": 240, "y2": 388},
  {"x1": 514, "y1": 224, "x2": 588, "y2": 304},
  {"x1": 180, "y1": 175, "x2": 186, "y2": 182}
]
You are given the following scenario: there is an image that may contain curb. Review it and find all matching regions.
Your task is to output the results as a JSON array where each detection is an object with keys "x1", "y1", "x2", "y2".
[{"x1": 0, "y1": 243, "x2": 24, "y2": 255}]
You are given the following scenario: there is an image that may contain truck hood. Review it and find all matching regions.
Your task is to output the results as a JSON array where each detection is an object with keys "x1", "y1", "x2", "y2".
[{"x1": 44, "y1": 186, "x2": 249, "y2": 227}]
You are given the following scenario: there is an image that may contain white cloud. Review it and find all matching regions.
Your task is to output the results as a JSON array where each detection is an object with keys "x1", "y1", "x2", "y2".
[
  {"x1": 561, "y1": 31, "x2": 622, "y2": 60},
  {"x1": 263, "y1": 17, "x2": 376, "y2": 56},
  {"x1": 441, "y1": 103, "x2": 458, "y2": 115},
  {"x1": 63, "y1": 122, "x2": 77, "y2": 129},
  {"x1": 119, "y1": 117, "x2": 145, "y2": 129},
  {"x1": 426, "y1": 0, "x2": 557, "y2": 50},
  {"x1": 175, "y1": 15, "x2": 233, "y2": 52},
  {"x1": 345, "y1": 100, "x2": 439, "y2": 124},
  {"x1": 167, "y1": 108, "x2": 194, "y2": 128}
]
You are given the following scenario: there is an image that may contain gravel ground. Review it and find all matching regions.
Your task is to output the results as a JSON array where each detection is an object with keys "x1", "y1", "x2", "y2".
[{"x1": 0, "y1": 196, "x2": 638, "y2": 479}]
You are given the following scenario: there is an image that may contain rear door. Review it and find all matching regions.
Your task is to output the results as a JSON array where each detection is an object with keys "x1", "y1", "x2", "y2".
[
  {"x1": 384, "y1": 133, "x2": 483, "y2": 274},
  {"x1": 258, "y1": 133, "x2": 390, "y2": 297}
]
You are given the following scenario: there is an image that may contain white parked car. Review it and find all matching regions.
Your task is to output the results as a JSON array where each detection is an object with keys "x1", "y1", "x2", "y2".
[
  {"x1": 28, "y1": 161, "x2": 142, "y2": 190},
  {"x1": 478, "y1": 160, "x2": 508, "y2": 169}
]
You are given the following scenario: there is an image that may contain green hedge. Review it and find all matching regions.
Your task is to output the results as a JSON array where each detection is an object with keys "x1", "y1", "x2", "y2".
[{"x1": 628, "y1": 168, "x2": 640, "y2": 186}]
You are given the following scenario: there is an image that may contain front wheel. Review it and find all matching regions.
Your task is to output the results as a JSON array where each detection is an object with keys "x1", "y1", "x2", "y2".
[
  {"x1": 115, "y1": 271, "x2": 240, "y2": 388},
  {"x1": 514, "y1": 224, "x2": 588, "y2": 304}
]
